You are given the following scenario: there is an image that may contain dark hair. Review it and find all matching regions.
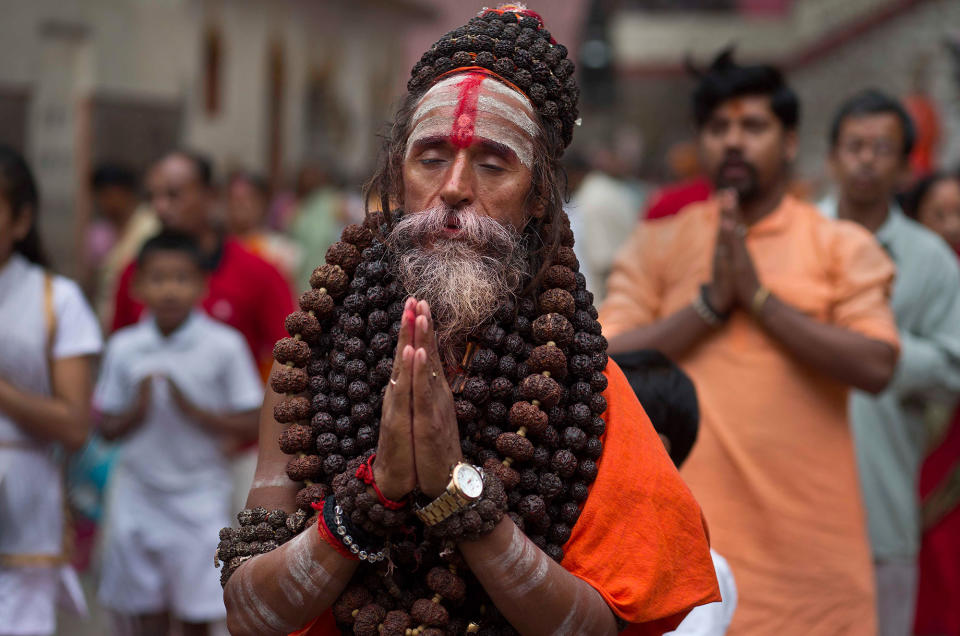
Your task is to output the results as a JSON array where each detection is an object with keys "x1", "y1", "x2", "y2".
[
  {"x1": 137, "y1": 229, "x2": 204, "y2": 269},
  {"x1": 612, "y1": 349, "x2": 699, "y2": 468},
  {"x1": 164, "y1": 149, "x2": 214, "y2": 189},
  {"x1": 690, "y1": 47, "x2": 799, "y2": 131},
  {"x1": 228, "y1": 170, "x2": 270, "y2": 198},
  {"x1": 0, "y1": 144, "x2": 47, "y2": 267},
  {"x1": 900, "y1": 171, "x2": 960, "y2": 219},
  {"x1": 91, "y1": 162, "x2": 138, "y2": 193},
  {"x1": 829, "y1": 89, "x2": 915, "y2": 158}
]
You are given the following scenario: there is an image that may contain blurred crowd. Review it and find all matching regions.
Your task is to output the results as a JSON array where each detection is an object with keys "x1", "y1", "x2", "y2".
[{"x1": 1, "y1": 22, "x2": 960, "y2": 636}]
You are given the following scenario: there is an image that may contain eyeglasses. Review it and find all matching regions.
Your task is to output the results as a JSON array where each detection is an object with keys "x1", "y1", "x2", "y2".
[{"x1": 838, "y1": 138, "x2": 900, "y2": 159}]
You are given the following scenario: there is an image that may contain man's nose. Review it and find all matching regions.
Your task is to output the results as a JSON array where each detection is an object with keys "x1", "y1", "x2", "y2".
[
  {"x1": 439, "y1": 151, "x2": 475, "y2": 208},
  {"x1": 151, "y1": 195, "x2": 171, "y2": 220},
  {"x1": 722, "y1": 124, "x2": 746, "y2": 150}
]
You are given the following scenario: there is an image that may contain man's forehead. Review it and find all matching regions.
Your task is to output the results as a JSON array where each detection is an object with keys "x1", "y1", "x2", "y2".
[
  {"x1": 407, "y1": 72, "x2": 538, "y2": 166},
  {"x1": 712, "y1": 95, "x2": 775, "y2": 119},
  {"x1": 412, "y1": 73, "x2": 535, "y2": 121},
  {"x1": 156, "y1": 155, "x2": 198, "y2": 184}
]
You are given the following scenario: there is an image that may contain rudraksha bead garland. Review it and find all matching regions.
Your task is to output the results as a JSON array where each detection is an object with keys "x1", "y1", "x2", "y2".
[{"x1": 216, "y1": 203, "x2": 610, "y2": 634}]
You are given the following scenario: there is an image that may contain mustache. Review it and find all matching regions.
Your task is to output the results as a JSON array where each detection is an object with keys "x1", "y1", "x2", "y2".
[
  {"x1": 718, "y1": 154, "x2": 756, "y2": 172},
  {"x1": 388, "y1": 204, "x2": 520, "y2": 254}
]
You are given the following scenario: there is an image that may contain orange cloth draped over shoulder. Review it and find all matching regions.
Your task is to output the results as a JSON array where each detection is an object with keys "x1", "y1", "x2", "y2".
[
  {"x1": 599, "y1": 195, "x2": 900, "y2": 636},
  {"x1": 290, "y1": 359, "x2": 720, "y2": 635}
]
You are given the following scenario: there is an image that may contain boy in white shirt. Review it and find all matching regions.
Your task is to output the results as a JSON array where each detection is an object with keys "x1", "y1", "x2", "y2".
[
  {"x1": 95, "y1": 230, "x2": 263, "y2": 636},
  {"x1": 613, "y1": 349, "x2": 738, "y2": 636}
]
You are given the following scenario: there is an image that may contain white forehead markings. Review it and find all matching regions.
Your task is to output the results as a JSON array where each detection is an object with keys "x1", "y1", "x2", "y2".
[{"x1": 406, "y1": 73, "x2": 537, "y2": 168}]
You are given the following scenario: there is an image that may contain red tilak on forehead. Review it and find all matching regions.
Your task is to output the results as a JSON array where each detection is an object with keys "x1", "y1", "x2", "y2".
[{"x1": 450, "y1": 73, "x2": 485, "y2": 149}]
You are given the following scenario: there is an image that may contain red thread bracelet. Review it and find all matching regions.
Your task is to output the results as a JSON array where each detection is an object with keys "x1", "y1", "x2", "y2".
[
  {"x1": 311, "y1": 500, "x2": 358, "y2": 561},
  {"x1": 356, "y1": 454, "x2": 408, "y2": 510}
]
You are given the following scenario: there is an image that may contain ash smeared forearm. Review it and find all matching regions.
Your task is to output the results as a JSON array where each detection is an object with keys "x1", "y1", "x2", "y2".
[
  {"x1": 459, "y1": 519, "x2": 618, "y2": 636},
  {"x1": 225, "y1": 526, "x2": 358, "y2": 636}
]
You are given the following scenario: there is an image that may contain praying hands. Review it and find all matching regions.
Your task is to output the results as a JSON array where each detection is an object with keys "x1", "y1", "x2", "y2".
[{"x1": 374, "y1": 297, "x2": 464, "y2": 500}]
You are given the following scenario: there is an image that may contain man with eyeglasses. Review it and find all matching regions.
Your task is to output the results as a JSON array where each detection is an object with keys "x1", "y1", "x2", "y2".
[{"x1": 821, "y1": 88, "x2": 960, "y2": 636}]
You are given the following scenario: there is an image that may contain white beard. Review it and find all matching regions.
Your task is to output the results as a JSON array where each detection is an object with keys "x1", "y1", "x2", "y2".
[{"x1": 387, "y1": 204, "x2": 528, "y2": 363}]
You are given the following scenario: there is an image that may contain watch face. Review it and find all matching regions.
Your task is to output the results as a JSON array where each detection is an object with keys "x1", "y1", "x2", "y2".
[{"x1": 455, "y1": 464, "x2": 484, "y2": 499}]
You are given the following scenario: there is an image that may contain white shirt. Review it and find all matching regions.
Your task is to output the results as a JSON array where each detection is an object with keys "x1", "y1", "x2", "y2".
[
  {"x1": 0, "y1": 254, "x2": 102, "y2": 557},
  {"x1": 94, "y1": 311, "x2": 262, "y2": 492},
  {"x1": 666, "y1": 549, "x2": 738, "y2": 636}
]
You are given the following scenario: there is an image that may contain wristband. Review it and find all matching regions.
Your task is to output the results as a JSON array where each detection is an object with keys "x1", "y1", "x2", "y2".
[{"x1": 355, "y1": 454, "x2": 408, "y2": 510}]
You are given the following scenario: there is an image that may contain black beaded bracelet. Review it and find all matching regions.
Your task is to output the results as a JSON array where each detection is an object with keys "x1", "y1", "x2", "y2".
[
  {"x1": 321, "y1": 495, "x2": 388, "y2": 563},
  {"x1": 696, "y1": 284, "x2": 730, "y2": 325}
]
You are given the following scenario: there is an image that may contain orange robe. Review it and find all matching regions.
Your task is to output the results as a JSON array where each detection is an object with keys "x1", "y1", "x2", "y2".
[
  {"x1": 292, "y1": 359, "x2": 720, "y2": 634},
  {"x1": 599, "y1": 195, "x2": 899, "y2": 635}
]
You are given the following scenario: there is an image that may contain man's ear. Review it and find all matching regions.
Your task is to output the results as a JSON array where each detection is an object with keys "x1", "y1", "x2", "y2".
[
  {"x1": 12, "y1": 205, "x2": 33, "y2": 242},
  {"x1": 896, "y1": 158, "x2": 913, "y2": 192},
  {"x1": 131, "y1": 270, "x2": 146, "y2": 305},
  {"x1": 783, "y1": 128, "x2": 799, "y2": 164},
  {"x1": 530, "y1": 197, "x2": 547, "y2": 220}
]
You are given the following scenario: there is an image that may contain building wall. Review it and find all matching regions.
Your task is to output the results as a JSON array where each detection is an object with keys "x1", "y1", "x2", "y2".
[
  {"x1": 612, "y1": 0, "x2": 959, "y2": 186},
  {"x1": 0, "y1": 0, "x2": 424, "y2": 271},
  {"x1": 790, "y1": 0, "x2": 960, "y2": 181}
]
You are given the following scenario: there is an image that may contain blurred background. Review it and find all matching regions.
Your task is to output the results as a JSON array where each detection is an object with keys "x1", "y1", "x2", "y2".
[
  {"x1": 2, "y1": 0, "x2": 959, "y2": 634},
  {"x1": 2, "y1": 0, "x2": 957, "y2": 276}
]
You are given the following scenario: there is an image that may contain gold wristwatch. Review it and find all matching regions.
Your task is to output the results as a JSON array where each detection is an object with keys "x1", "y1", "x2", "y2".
[{"x1": 414, "y1": 462, "x2": 485, "y2": 526}]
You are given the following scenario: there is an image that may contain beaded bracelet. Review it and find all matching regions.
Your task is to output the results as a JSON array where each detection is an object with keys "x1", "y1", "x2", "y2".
[{"x1": 316, "y1": 495, "x2": 388, "y2": 563}]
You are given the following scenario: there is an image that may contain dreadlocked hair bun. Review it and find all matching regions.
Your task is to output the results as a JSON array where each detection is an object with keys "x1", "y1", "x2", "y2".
[
  {"x1": 219, "y1": 197, "x2": 609, "y2": 632},
  {"x1": 407, "y1": 4, "x2": 579, "y2": 151}
]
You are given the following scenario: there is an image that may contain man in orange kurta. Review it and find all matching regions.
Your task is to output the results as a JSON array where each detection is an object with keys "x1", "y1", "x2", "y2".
[{"x1": 600, "y1": 51, "x2": 900, "y2": 635}]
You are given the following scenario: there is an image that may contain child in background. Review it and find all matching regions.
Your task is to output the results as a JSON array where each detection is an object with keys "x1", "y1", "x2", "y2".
[
  {"x1": 94, "y1": 230, "x2": 262, "y2": 636},
  {"x1": 612, "y1": 349, "x2": 738, "y2": 636}
]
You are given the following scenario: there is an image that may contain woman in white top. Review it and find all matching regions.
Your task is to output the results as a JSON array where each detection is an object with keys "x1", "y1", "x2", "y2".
[{"x1": 0, "y1": 145, "x2": 103, "y2": 635}]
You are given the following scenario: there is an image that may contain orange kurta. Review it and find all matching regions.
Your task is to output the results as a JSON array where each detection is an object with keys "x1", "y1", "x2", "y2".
[
  {"x1": 292, "y1": 360, "x2": 720, "y2": 635},
  {"x1": 599, "y1": 195, "x2": 899, "y2": 636}
]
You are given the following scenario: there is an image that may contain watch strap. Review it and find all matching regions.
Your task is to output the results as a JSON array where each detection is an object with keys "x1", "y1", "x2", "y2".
[{"x1": 415, "y1": 489, "x2": 472, "y2": 526}]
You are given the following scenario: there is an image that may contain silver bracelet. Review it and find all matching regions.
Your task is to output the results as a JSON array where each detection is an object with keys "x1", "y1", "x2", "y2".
[
  {"x1": 692, "y1": 291, "x2": 724, "y2": 327},
  {"x1": 332, "y1": 504, "x2": 388, "y2": 563}
]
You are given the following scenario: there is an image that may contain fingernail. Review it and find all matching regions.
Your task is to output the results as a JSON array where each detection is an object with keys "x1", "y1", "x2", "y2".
[{"x1": 403, "y1": 345, "x2": 414, "y2": 361}]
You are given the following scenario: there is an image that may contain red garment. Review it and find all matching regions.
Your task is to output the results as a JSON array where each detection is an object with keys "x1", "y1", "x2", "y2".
[
  {"x1": 290, "y1": 360, "x2": 721, "y2": 635},
  {"x1": 111, "y1": 237, "x2": 294, "y2": 372},
  {"x1": 644, "y1": 177, "x2": 712, "y2": 220},
  {"x1": 914, "y1": 409, "x2": 960, "y2": 636},
  {"x1": 904, "y1": 94, "x2": 941, "y2": 178}
]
